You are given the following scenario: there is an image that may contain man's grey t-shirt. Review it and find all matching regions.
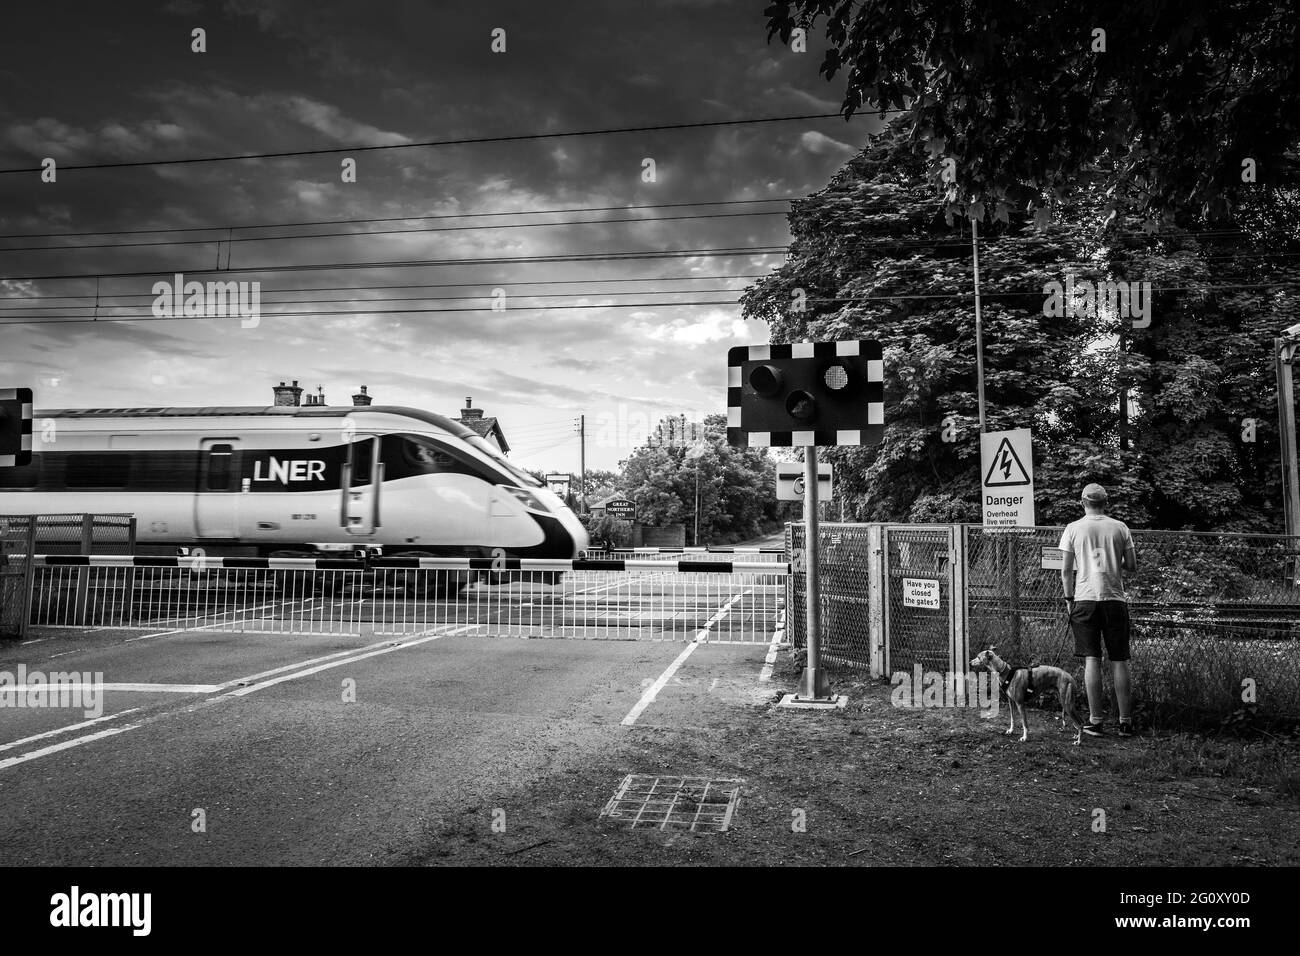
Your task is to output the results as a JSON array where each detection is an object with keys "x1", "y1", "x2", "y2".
[{"x1": 1058, "y1": 514, "x2": 1135, "y2": 602}]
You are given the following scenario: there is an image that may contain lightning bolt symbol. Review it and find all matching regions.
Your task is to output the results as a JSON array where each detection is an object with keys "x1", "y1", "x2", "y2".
[{"x1": 999, "y1": 449, "x2": 1012, "y2": 480}]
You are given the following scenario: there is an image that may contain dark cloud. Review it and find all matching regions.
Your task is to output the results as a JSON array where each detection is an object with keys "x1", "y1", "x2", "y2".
[{"x1": 0, "y1": 0, "x2": 867, "y2": 468}]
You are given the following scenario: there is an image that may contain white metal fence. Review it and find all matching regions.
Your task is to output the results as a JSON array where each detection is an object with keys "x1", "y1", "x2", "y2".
[{"x1": 23, "y1": 555, "x2": 787, "y2": 644}]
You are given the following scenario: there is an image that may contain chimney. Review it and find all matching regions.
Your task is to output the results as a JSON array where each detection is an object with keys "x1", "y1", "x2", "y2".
[
  {"x1": 461, "y1": 396, "x2": 483, "y2": 420},
  {"x1": 352, "y1": 385, "x2": 372, "y2": 407},
  {"x1": 273, "y1": 379, "x2": 303, "y2": 407}
]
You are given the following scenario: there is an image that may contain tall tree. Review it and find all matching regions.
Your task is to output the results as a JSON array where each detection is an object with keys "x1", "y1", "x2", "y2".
[
  {"x1": 619, "y1": 414, "x2": 781, "y2": 543},
  {"x1": 741, "y1": 123, "x2": 1298, "y2": 530},
  {"x1": 765, "y1": 1, "x2": 1300, "y2": 226}
]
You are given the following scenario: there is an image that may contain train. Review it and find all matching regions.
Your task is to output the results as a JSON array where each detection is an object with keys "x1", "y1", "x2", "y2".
[{"x1": 0, "y1": 404, "x2": 589, "y2": 562}]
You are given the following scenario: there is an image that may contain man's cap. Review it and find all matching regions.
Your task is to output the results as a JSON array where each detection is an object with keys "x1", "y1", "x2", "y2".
[{"x1": 1081, "y1": 483, "x2": 1108, "y2": 502}]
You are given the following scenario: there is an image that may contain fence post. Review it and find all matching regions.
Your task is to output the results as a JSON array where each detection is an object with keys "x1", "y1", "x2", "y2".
[
  {"x1": 124, "y1": 516, "x2": 138, "y2": 626},
  {"x1": 868, "y1": 523, "x2": 885, "y2": 677},
  {"x1": 951, "y1": 522, "x2": 972, "y2": 702},
  {"x1": 74, "y1": 513, "x2": 93, "y2": 625},
  {"x1": 1009, "y1": 533, "x2": 1021, "y2": 647}
]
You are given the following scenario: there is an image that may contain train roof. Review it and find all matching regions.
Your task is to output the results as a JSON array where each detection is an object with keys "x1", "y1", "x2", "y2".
[{"x1": 34, "y1": 405, "x2": 479, "y2": 440}]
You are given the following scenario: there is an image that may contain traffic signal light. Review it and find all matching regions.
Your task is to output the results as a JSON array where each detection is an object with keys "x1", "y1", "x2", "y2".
[
  {"x1": 727, "y1": 341, "x2": 883, "y2": 447},
  {"x1": 0, "y1": 387, "x2": 32, "y2": 467}
]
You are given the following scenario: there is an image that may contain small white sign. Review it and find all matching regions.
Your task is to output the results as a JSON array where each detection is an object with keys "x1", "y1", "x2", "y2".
[
  {"x1": 980, "y1": 428, "x2": 1035, "y2": 529},
  {"x1": 1041, "y1": 547, "x2": 1065, "y2": 570},
  {"x1": 776, "y1": 461, "x2": 833, "y2": 501},
  {"x1": 902, "y1": 577, "x2": 941, "y2": 609}
]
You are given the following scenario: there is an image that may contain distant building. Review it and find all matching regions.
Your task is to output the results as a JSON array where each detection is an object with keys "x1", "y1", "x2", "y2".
[
  {"x1": 455, "y1": 396, "x2": 510, "y2": 454},
  {"x1": 272, "y1": 380, "x2": 303, "y2": 407}
]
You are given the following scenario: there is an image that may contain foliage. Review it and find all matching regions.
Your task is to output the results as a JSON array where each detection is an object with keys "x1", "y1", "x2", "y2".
[
  {"x1": 618, "y1": 414, "x2": 781, "y2": 544},
  {"x1": 764, "y1": 0, "x2": 1300, "y2": 226},
  {"x1": 740, "y1": 123, "x2": 1297, "y2": 530}
]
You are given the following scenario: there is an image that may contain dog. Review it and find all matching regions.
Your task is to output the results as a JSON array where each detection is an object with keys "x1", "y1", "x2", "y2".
[{"x1": 969, "y1": 646, "x2": 1083, "y2": 745}]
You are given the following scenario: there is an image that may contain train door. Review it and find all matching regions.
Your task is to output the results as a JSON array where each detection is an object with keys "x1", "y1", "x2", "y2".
[
  {"x1": 196, "y1": 439, "x2": 240, "y2": 538},
  {"x1": 343, "y1": 435, "x2": 383, "y2": 535}
]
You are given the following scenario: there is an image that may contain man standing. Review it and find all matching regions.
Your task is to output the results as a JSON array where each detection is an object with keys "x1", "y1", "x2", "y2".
[{"x1": 1058, "y1": 483, "x2": 1137, "y2": 737}]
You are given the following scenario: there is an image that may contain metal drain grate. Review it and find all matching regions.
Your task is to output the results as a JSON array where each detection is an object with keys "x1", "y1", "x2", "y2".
[{"x1": 600, "y1": 775, "x2": 743, "y2": 832}]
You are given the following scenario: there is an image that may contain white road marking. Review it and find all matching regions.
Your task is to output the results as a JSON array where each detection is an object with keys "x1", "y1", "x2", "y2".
[
  {"x1": 759, "y1": 609, "x2": 786, "y2": 682},
  {"x1": 0, "y1": 625, "x2": 473, "y2": 772},
  {"x1": 218, "y1": 626, "x2": 473, "y2": 698},
  {"x1": 0, "y1": 725, "x2": 139, "y2": 771},
  {"x1": 621, "y1": 590, "x2": 748, "y2": 726},
  {"x1": 124, "y1": 626, "x2": 194, "y2": 644},
  {"x1": 1, "y1": 683, "x2": 221, "y2": 693},
  {"x1": 621, "y1": 640, "x2": 701, "y2": 727},
  {"x1": 0, "y1": 708, "x2": 142, "y2": 754}
]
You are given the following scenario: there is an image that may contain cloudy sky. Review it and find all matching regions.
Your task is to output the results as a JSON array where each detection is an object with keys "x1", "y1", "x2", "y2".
[{"x1": 0, "y1": 0, "x2": 876, "y2": 471}]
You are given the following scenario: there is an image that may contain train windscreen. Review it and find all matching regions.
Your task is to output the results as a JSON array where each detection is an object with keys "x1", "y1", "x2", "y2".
[{"x1": 464, "y1": 435, "x2": 543, "y2": 487}]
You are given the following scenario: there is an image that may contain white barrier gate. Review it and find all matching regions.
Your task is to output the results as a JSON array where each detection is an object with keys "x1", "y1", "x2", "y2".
[{"x1": 23, "y1": 554, "x2": 787, "y2": 644}]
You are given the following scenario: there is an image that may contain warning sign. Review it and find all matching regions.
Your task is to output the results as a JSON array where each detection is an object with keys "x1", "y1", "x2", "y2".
[
  {"x1": 980, "y1": 428, "x2": 1035, "y2": 529},
  {"x1": 1041, "y1": 547, "x2": 1065, "y2": 570},
  {"x1": 902, "y1": 578, "x2": 941, "y2": 609}
]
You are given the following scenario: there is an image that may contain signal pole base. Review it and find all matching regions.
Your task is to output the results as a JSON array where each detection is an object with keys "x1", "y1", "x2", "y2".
[{"x1": 776, "y1": 692, "x2": 848, "y2": 710}]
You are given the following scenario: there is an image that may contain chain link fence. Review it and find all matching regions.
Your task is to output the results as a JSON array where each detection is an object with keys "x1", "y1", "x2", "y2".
[
  {"x1": 786, "y1": 522, "x2": 874, "y2": 669},
  {"x1": 883, "y1": 526, "x2": 953, "y2": 675},
  {"x1": 966, "y1": 526, "x2": 1300, "y2": 720},
  {"x1": 1, "y1": 516, "x2": 36, "y2": 640},
  {"x1": 25, "y1": 513, "x2": 137, "y2": 554},
  {"x1": 781, "y1": 520, "x2": 1300, "y2": 719}
]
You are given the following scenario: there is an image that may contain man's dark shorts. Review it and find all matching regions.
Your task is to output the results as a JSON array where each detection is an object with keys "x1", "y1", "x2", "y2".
[{"x1": 1070, "y1": 600, "x2": 1131, "y2": 662}]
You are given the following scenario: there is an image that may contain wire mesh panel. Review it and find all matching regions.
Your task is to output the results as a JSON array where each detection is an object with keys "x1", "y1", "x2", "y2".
[
  {"x1": 786, "y1": 522, "x2": 874, "y2": 668},
  {"x1": 0, "y1": 516, "x2": 36, "y2": 640},
  {"x1": 884, "y1": 526, "x2": 953, "y2": 675},
  {"x1": 27, "y1": 514, "x2": 136, "y2": 555}
]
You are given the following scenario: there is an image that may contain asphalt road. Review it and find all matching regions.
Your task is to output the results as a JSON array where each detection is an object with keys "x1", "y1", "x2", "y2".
[{"x1": 0, "y1": 591, "x2": 779, "y2": 864}]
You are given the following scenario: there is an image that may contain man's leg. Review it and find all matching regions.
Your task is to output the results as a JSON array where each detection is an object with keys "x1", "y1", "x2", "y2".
[
  {"x1": 1103, "y1": 601, "x2": 1133, "y2": 727},
  {"x1": 1084, "y1": 656, "x2": 1105, "y2": 724},
  {"x1": 1113, "y1": 660, "x2": 1132, "y2": 721}
]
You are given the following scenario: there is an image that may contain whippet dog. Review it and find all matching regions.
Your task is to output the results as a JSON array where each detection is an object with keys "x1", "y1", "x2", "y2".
[{"x1": 969, "y1": 646, "x2": 1083, "y2": 745}]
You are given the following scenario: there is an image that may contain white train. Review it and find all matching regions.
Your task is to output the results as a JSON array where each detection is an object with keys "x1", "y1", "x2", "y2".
[{"x1": 0, "y1": 404, "x2": 589, "y2": 559}]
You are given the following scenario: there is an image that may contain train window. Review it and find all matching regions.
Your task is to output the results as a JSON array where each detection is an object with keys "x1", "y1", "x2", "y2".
[
  {"x1": 206, "y1": 444, "x2": 233, "y2": 491},
  {"x1": 66, "y1": 453, "x2": 129, "y2": 488},
  {"x1": 351, "y1": 439, "x2": 373, "y2": 485},
  {"x1": 0, "y1": 458, "x2": 39, "y2": 488},
  {"x1": 399, "y1": 436, "x2": 476, "y2": 476}
]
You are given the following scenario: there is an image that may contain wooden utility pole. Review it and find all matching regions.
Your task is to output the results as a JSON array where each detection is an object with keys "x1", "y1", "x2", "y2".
[
  {"x1": 577, "y1": 414, "x2": 587, "y2": 514},
  {"x1": 1275, "y1": 339, "x2": 1300, "y2": 554},
  {"x1": 971, "y1": 218, "x2": 987, "y2": 434}
]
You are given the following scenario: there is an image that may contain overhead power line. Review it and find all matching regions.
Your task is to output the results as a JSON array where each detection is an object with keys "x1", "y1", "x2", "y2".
[
  {"x1": 0, "y1": 112, "x2": 868, "y2": 176},
  {"x1": 0, "y1": 273, "x2": 770, "y2": 302},
  {"x1": 0, "y1": 245, "x2": 789, "y2": 284},
  {"x1": 0, "y1": 210, "x2": 788, "y2": 254},
  {"x1": 4, "y1": 280, "x2": 1297, "y2": 326},
  {"x1": 0, "y1": 198, "x2": 799, "y2": 242}
]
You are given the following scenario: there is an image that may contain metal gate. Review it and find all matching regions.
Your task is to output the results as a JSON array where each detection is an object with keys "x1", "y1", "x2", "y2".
[
  {"x1": 0, "y1": 516, "x2": 36, "y2": 640},
  {"x1": 883, "y1": 525, "x2": 960, "y2": 675}
]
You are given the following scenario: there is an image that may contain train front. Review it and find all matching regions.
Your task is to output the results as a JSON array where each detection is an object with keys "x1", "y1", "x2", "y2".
[{"x1": 462, "y1": 435, "x2": 589, "y2": 559}]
